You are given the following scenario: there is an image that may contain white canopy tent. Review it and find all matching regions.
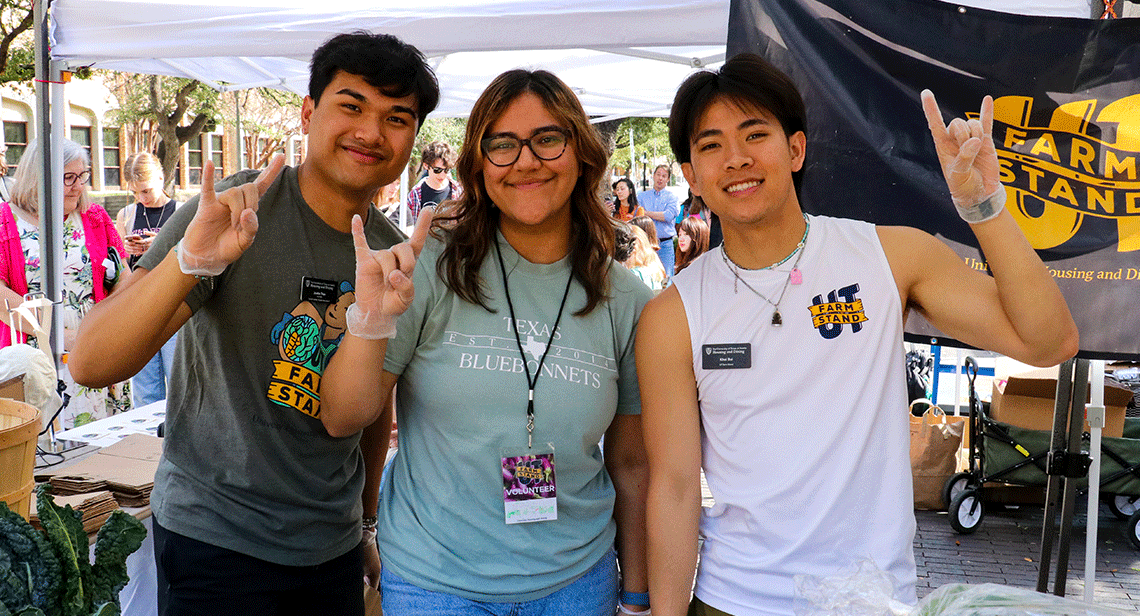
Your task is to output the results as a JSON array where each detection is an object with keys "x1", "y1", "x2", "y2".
[{"x1": 49, "y1": 0, "x2": 732, "y2": 119}]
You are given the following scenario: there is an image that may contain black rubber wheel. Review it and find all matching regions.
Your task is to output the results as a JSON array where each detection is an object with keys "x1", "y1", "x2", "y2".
[
  {"x1": 1128, "y1": 510, "x2": 1140, "y2": 550},
  {"x1": 949, "y1": 489, "x2": 984, "y2": 535},
  {"x1": 1106, "y1": 494, "x2": 1140, "y2": 520},
  {"x1": 942, "y1": 472, "x2": 976, "y2": 510}
]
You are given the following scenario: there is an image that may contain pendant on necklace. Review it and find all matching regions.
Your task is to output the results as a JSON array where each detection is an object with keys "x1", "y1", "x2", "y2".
[
  {"x1": 771, "y1": 310, "x2": 783, "y2": 326},
  {"x1": 789, "y1": 269, "x2": 802, "y2": 285}
]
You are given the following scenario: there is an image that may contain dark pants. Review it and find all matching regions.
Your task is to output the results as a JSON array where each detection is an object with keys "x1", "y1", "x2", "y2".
[
  {"x1": 154, "y1": 518, "x2": 364, "y2": 616},
  {"x1": 688, "y1": 596, "x2": 734, "y2": 616}
]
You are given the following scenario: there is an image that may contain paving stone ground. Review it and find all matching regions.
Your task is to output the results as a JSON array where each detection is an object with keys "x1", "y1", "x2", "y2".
[{"x1": 914, "y1": 503, "x2": 1140, "y2": 611}]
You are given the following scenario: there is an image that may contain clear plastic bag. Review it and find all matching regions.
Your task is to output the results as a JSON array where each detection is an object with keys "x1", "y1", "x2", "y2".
[
  {"x1": 913, "y1": 583, "x2": 1133, "y2": 616},
  {"x1": 794, "y1": 559, "x2": 913, "y2": 616},
  {"x1": 794, "y1": 559, "x2": 1133, "y2": 616}
]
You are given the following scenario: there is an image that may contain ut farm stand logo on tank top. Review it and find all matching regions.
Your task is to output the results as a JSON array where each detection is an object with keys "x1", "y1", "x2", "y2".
[
  {"x1": 446, "y1": 317, "x2": 615, "y2": 390},
  {"x1": 266, "y1": 277, "x2": 357, "y2": 418},
  {"x1": 808, "y1": 283, "x2": 870, "y2": 340}
]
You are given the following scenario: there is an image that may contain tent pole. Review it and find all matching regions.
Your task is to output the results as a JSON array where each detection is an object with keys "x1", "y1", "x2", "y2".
[
  {"x1": 33, "y1": 0, "x2": 63, "y2": 372},
  {"x1": 1084, "y1": 360, "x2": 1106, "y2": 603}
]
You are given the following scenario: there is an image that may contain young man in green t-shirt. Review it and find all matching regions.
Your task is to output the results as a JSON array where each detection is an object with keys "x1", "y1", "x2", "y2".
[{"x1": 71, "y1": 32, "x2": 439, "y2": 616}]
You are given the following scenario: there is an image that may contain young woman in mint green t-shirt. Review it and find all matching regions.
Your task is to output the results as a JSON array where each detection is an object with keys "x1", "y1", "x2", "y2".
[{"x1": 322, "y1": 69, "x2": 652, "y2": 616}]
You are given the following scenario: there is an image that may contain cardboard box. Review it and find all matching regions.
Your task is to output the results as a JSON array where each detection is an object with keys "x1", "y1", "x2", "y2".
[{"x1": 991, "y1": 368, "x2": 1132, "y2": 438}]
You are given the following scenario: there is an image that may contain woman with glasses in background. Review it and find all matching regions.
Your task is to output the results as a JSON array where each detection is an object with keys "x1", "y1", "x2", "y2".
[
  {"x1": 322, "y1": 69, "x2": 653, "y2": 616},
  {"x1": 0, "y1": 138, "x2": 127, "y2": 428}
]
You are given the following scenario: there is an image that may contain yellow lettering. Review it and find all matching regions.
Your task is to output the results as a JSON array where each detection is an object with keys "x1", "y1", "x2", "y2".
[
  {"x1": 998, "y1": 159, "x2": 1015, "y2": 183},
  {"x1": 1030, "y1": 133, "x2": 1060, "y2": 163},
  {"x1": 1069, "y1": 139, "x2": 1095, "y2": 175},
  {"x1": 1048, "y1": 178, "x2": 1078, "y2": 207},
  {"x1": 1004, "y1": 127, "x2": 1028, "y2": 149},
  {"x1": 1086, "y1": 186, "x2": 1114, "y2": 214},
  {"x1": 1128, "y1": 192, "x2": 1140, "y2": 215},
  {"x1": 1023, "y1": 165, "x2": 1045, "y2": 193},
  {"x1": 1105, "y1": 151, "x2": 1137, "y2": 180}
]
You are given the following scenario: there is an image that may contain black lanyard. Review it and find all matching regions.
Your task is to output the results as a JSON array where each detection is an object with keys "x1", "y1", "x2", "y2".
[{"x1": 494, "y1": 239, "x2": 574, "y2": 448}]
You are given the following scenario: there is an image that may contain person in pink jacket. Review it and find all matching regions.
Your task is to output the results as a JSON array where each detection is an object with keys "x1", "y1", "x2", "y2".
[{"x1": 0, "y1": 138, "x2": 127, "y2": 427}]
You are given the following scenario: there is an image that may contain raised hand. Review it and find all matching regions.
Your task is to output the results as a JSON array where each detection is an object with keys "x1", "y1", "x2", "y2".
[
  {"x1": 178, "y1": 154, "x2": 286, "y2": 276},
  {"x1": 921, "y1": 90, "x2": 1003, "y2": 214},
  {"x1": 345, "y1": 207, "x2": 435, "y2": 339}
]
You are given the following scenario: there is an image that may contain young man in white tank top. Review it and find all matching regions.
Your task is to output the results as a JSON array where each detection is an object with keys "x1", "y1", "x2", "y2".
[{"x1": 637, "y1": 54, "x2": 1079, "y2": 616}]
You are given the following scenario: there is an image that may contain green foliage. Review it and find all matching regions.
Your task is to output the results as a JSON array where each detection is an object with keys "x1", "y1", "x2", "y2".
[
  {"x1": 35, "y1": 488, "x2": 88, "y2": 616},
  {"x1": 609, "y1": 117, "x2": 671, "y2": 177},
  {"x1": 413, "y1": 117, "x2": 467, "y2": 167},
  {"x1": 0, "y1": 43, "x2": 30, "y2": 83},
  {"x1": 87, "y1": 514, "x2": 145, "y2": 609},
  {"x1": 0, "y1": 502, "x2": 60, "y2": 614},
  {"x1": 0, "y1": 488, "x2": 145, "y2": 616}
]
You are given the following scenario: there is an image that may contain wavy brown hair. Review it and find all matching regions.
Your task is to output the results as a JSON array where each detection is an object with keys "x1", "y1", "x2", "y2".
[
  {"x1": 433, "y1": 69, "x2": 614, "y2": 316},
  {"x1": 675, "y1": 216, "x2": 710, "y2": 274}
]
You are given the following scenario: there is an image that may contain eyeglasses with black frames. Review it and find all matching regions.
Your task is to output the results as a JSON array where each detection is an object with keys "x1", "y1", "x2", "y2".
[
  {"x1": 481, "y1": 127, "x2": 569, "y2": 167},
  {"x1": 429, "y1": 166, "x2": 449, "y2": 174},
  {"x1": 63, "y1": 171, "x2": 91, "y2": 187}
]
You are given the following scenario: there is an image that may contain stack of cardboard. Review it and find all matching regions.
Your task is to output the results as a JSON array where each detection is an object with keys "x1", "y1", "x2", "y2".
[
  {"x1": 29, "y1": 490, "x2": 120, "y2": 534},
  {"x1": 37, "y1": 434, "x2": 161, "y2": 508}
]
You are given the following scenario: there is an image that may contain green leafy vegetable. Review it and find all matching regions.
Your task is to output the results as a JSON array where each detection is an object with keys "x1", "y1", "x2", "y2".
[
  {"x1": 0, "y1": 503, "x2": 61, "y2": 613},
  {"x1": 0, "y1": 487, "x2": 145, "y2": 616},
  {"x1": 35, "y1": 488, "x2": 89, "y2": 616},
  {"x1": 88, "y1": 512, "x2": 145, "y2": 608}
]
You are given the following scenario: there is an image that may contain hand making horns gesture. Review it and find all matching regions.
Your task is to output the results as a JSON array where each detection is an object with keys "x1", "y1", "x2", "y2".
[
  {"x1": 178, "y1": 154, "x2": 286, "y2": 276},
  {"x1": 921, "y1": 90, "x2": 1003, "y2": 211},
  {"x1": 347, "y1": 206, "x2": 435, "y2": 337}
]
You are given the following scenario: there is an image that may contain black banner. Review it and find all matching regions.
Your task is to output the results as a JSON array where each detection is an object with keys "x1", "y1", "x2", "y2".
[{"x1": 728, "y1": 0, "x2": 1140, "y2": 359}]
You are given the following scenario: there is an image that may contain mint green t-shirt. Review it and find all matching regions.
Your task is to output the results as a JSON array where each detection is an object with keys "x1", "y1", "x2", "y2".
[{"x1": 380, "y1": 233, "x2": 651, "y2": 602}]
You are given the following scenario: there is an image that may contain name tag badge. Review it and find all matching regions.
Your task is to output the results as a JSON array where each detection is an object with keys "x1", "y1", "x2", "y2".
[
  {"x1": 300, "y1": 276, "x2": 339, "y2": 303},
  {"x1": 702, "y1": 343, "x2": 752, "y2": 370},
  {"x1": 500, "y1": 444, "x2": 557, "y2": 524}
]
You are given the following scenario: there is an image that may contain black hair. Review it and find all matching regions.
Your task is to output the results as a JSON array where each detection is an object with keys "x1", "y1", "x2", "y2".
[
  {"x1": 668, "y1": 53, "x2": 806, "y2": 189},
  {"x1": 612, "y1": 177, "x2": 639, "y2": 215},
  {"x1": 309, "y1": 31, "x2": 440, "y2": 127}
]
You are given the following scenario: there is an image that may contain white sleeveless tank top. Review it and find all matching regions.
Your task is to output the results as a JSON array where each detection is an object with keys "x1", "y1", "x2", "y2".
[{"x1": 672, "y1": 215, "x2": 916, "y2": 616}]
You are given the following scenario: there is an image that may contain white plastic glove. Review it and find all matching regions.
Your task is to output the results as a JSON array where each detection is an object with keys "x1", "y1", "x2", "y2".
[
  {"x1": 922, "y1": 90, "x2": 1005, "y2": 224},
  {"x1": 347, "y1": 207, "x2": 435, "y2": 339},
  {"x1": 178, "y1": 155, "x2": 285, "y2": 276}
]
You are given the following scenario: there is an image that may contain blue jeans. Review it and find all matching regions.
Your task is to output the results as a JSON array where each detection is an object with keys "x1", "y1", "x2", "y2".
[
  {"x1": 657, "y1": 237, "x2": 675, "y2": 281},
  {"x1": 381, "y1": 548, "x2": 618, "y2": 616},
  {"x1": 132, "y1": 332, "x2": 177, "y2": 407}
]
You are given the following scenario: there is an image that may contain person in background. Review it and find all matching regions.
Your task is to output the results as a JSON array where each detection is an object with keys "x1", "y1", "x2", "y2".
[
  {"x1": 0, "y1": 144, "x2": 13, "y2": 203},
  {"x1": 321, "y1": 68, "x2": 652, "y2": 616},
  {"x1": 612, "y1": 177, "x2": 645, "y2": 222},
  {"x1": 374, "y1": 177, "x2": 403, "y2": 225},
  {"x1": 0, "y1": 138, "x2": 127, "y2": 428},
  {"x1": 630, "y1": 215, "x2": 660, "y2": 253},
  {"x1": 70, "y1": 32, "x2": 440, "y2": 615},
  {"x1": 674, "y1": 216, "x2": 709, "y2": 275},
  {"x1": 624, "y1": 224, "x2": 667, "y2": 292},
  {"x1": 406, "y1": 141, "x2": 461, "y2": 224},
  {"x1": 639, "y1": 53, "x2": 1079, "y2": 616},
  {"x1": 116, "y1": 152, "x2": 180, "y2": 408},
  {"x1": 638, "y1": 164, "x2": 680, "y2": 280}
]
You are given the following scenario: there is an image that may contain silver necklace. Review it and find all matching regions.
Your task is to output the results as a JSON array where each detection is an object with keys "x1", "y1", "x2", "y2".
[
  {"x1": 141, "y1": 200, "x2": 170, "y2": 229},
  {"x1": 721, "y1": 215, "x2": 809, "y2": 327}
]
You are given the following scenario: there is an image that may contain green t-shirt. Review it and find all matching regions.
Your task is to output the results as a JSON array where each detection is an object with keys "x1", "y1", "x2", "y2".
[
  {"x1": 380, "y1": 233, "x2": 651, "y2": 601},
  {"x1": 139, "y1": 166, "x2": 406, "y2": 565}
]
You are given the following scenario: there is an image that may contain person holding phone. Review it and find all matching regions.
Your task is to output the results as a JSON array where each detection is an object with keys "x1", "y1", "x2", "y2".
[{"x1": 116, "y1": 152, "x2": 180, "y2": 407}]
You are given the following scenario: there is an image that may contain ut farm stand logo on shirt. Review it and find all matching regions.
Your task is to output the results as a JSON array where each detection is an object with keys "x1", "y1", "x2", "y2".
[
  {"x1": 444, "y1": 317, "x2": 616, "y2": 389},
  {"x1": 808, "y1": 283, "x2": 869, "y2": 340},
  {"x1": 266, "y1": 280, "x2": 357, "y2": 418}
]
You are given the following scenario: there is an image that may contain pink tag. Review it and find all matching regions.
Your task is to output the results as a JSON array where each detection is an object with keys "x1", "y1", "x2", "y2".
[{"x1": 789, "y1": 269, "x2": 802, "y2": 285}]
